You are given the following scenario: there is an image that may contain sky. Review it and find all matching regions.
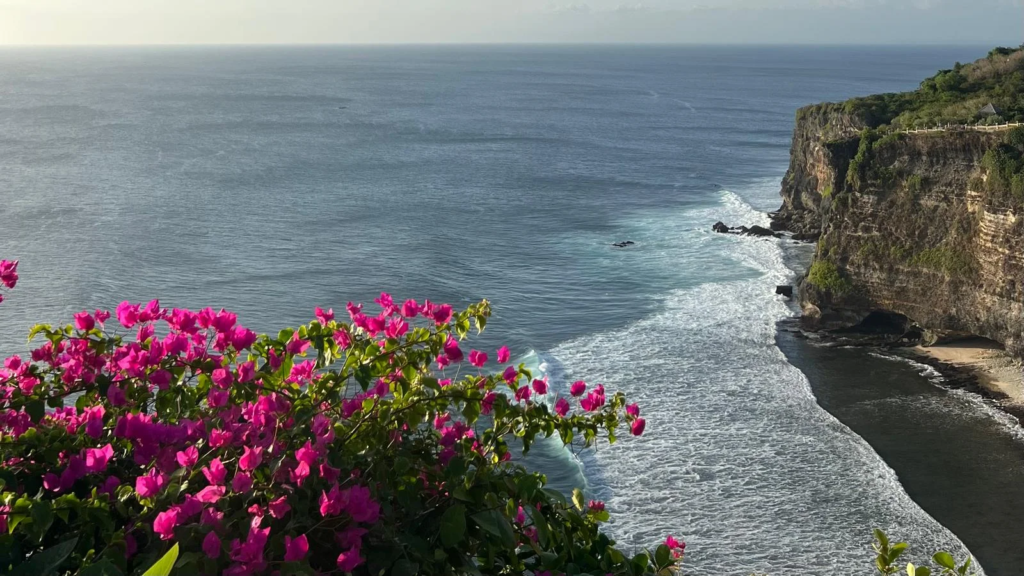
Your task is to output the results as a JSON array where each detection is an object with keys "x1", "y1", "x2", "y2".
[{"x1": 0, "y1": 0, "x2": 1021, "y2": 45}]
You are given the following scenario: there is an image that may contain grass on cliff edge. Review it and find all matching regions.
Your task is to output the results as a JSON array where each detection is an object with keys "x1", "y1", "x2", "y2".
[
  {"x1": 807, "y1": 260, "x2": 853, "y2": 295},
  {"x1": 841, "y1": 45, "x2": 1024, "y2": 129}
]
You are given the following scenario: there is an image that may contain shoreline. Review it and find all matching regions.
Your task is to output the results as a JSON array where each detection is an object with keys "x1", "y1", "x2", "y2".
[{"x1": 903, "y1": 342, "x2": 1024, "y2": 421}]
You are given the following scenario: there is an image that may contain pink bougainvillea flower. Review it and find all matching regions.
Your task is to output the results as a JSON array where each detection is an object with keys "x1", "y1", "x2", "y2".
[
  {"x1": 531, "y1": 378, "x2": 548, "y2": 395},
  {"x1": 320, "y1": 463, "x2": 341, "y2": 483},
  {"x1": 319, "y1": 484, "x2": 345, "y2": 517},
  {"x1": 284, "y1": 534, "x2": 309, "y2": 562},
  {"x1": 384, "y1": 316, "x2": 408, "y2": 339},
  {"x1": 631, "y1": 418, "x2": 646, "y2": 436},
  {"x1": 136, "y1": 468, "x2": 168, "y2": 498},
  {"x1": 231, "y1": 327, "x2": 258, "y2": 351},
  {"x1": 196, "y1": 485, "x2": 226, "y2": 504},
  {"x1": 430, "y1": 303, "x2": 453, "y2": 325},
  {"x1": 570, "y1": 380, "x2": 586, "y2": 397},
  {"x1": 213, "y1": 368, "x2": 234, "y2": 390},
  {"x1": 365, "y1": 315, "x2": 386, "y2": 336},
  {"x1": 468, "y1": 350, "x2": 488, "y2": 367},
  {"x1": 116, "y1": 301, "x2": 141, "y2": 329},
  {"x1": 239, "y1": 446, "x2": 263, "y2": 471},
  {"x1": 236, "y1": 360, "x2": 256, "y2": 383},
  {"x1": 375, "y1": 292, "x2": 396, "y2": 314},
  {"x1": 99, "y1": 475, "x2": 121, "y2": 496},
  {"x1": 94, "y1": 308, "x2": 110, "y2": 325},
  {"x1": 337, "y1": 547, "x2": 365, "y2": 572},
  {"x1": 666, "y1": 535, "x2": 686, "y2": 559},
  {"x1": 333, "y1": 329, "x2": 351, "y2": 349},
  {"x1": 288, "y1": 360, "x2": 316, "y2": 384},
  {"x1": 481, "y1": 392, "x2": 497, "y2": 415},
  {"x1": 203, "y1": 531, "x2": 222, "y2": 559},
  {"x1": 230, "y1": 525, "x2": 271, "y2": 564},
  {"x1": 497, "y1": 345, "x2": 510, "y2": 364},
  {"x1": 268, "y1": 496, "x2": 291, "y2": 519},
  {"x1": 588, "y1": 500, "x2": 606, "y2": 513},
  {"x1": 208, "y1": 388, "x2": 229, "y2": 408},
  {"x1": 201, "y1": 508, "x2": 224, "y2": 529},
  {"x1": 502, "y1": 365, "x2": 519, "y2": 384},
  {"x1": 73, "y1": 311, "x2": 95, "y2": 331},
  {"x1": 345, "y1": 485, "x2": 380, "y2": 523},
  {"x1": 514, "y1": 386, "x2": 531, "y2": 403},
  {"x1": 442, "y1": 336, "x2": 463, "y2": 363},
  {"x1": 176, "y1": 445, "x2": 199, "y2": 468},
  {"x1": 83, "y1": 444, "x2": 114, "y2": 473},
  {"x1": 336, "y1": 527, "x2": 368, "y2": 549},
  {"x1": 580, "y1": 385, "x2": 606, "y2": 411},
  {"x1": 153, "y1": 508, "x2": 180, "y2": 540},
  {"x1": 0, "y1": 260, "x2": 19, "y2": 289},
  {"x1": 626, "y1": 403, "x2": 640, "y2": 417},
  {"x1": 285, "y1": 331, "x2": 310, "y2": 356},
  {"x1": 232, "y1": 472, "x2": 253, "y2": 493},
  {"x1": 210, "y1": 309, "x2": 237, "y2": 333},
  {"x1": 315, "y1": 307, "x2": 335, "y2": 325},
  {"x1": 555, "y1": 397, "x2": 570, "y2": 417},
  {"x1": 400, "y1": 299, "x2": 419, "y2": 318}
]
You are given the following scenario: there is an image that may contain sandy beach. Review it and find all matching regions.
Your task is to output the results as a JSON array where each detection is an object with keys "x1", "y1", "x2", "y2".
[{"x1": 914, "y1": 339, "x2": 1024, "y2": 405}]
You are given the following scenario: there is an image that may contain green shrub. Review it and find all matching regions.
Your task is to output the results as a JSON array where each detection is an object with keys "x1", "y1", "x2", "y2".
[
  {"x1": 906, "y1": 175, "x2": 923, "y2": 195},
  {"x1": 909, "y1": 247, "x2": 976, "y2": 277},
  {"x1": 821, "y1": 185, "x2": 833, "y2": 199},
  {"x1": 807, "y1": 260, "x2": 853, "y2": 295},
  {"x1": 838, "y1": 46, "x2": 1024, "y2": 129}
]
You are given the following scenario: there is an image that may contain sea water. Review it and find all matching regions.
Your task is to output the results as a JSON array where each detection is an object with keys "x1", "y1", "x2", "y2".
[{"x1": 0, "y1": 45, "x2": 996, "y2": 574}]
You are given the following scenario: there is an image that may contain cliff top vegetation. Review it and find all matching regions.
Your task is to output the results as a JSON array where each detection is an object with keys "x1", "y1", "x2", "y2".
[{"x1": 840, "y1": 45, "x2": 1024, "y2": 129}]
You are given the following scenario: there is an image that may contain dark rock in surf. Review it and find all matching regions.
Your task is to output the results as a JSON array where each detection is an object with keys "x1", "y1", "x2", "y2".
[
  {"x1": 776, "y1": 285, "x2": 794, "y2": 298},
  {"x1": 712, "y1": 221, "x2": 730, "y2": 233},
  {"x1": 742, "y1": 225, "x2": 778, "y2": 238}
]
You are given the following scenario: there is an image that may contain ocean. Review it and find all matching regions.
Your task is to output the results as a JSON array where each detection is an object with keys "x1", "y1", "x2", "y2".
[{"x1": 0, "y1": 45, "x2": 1004, "y2": 574}]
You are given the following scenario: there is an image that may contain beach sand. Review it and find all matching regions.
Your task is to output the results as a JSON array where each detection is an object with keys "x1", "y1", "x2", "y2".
[{"x1": 914, "y1": 339, "x2": 1024, "y2": 405}]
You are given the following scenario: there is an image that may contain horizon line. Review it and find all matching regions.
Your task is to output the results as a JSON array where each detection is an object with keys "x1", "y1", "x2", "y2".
[{"x1": 0, "y1": 41, "x2": 1002, "y2": 49}]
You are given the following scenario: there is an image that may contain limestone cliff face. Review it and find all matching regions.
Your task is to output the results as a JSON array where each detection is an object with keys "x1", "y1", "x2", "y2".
[
  {"x1": 771, "y1": 104, "x2": 865, "y2": 235},
  {"x1": 774, "y1": 103, "x2": 1024, "y2": 354}
]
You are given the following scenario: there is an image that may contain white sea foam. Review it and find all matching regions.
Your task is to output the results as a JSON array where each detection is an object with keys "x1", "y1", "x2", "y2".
[{"x1": 533, "y1": 181, "x2": 980, "y2": 575}]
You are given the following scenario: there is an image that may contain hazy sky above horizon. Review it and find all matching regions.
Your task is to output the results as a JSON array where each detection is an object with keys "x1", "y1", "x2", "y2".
[{"x1": 1, "y1": 0, "x2": 1021, "y2": 46}]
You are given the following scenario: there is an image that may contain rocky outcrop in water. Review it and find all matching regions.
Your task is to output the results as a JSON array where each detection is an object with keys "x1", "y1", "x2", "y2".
[{"x1": 773, "y1": 104, "x2": 1024, "y2": 355}]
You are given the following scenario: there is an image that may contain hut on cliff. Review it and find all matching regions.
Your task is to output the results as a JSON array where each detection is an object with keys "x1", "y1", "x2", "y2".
[{"x1": 979, "y1": 103, "x2": 1002, "y2": 117}]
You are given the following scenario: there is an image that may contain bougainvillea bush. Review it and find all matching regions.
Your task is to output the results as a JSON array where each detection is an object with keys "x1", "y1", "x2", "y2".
[{"x1": 0, "y1": 259, "x2": 684, "y2": 575}]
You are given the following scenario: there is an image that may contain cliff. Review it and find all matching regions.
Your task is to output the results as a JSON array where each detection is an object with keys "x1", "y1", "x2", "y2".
[{"x1": 774, "y1": 105, "x2": 1024, "y2": 354}]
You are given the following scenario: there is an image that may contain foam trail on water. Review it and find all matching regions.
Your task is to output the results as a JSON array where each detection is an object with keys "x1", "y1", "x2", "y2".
[{"x1": 541, "y1": 182, "x2": 980, "y2": 575}]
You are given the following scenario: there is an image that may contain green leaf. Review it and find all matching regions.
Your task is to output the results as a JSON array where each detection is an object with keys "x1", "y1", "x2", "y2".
[
  {"x1": 27, "y1": 324, "x2": 52, "y2": 342},
  {"x1": 958, "y1": 557, "x2": 972, "y2": 576},
  {"x1": 25, "y1": 400, "x2": 45, "y2": 423},
  {"x1": 933, "y1": 552, "x2": 956, "y2": 570},
  {"x1": 571, "y1": 488, "x2": 585, "y2": 511},
  {"x1": 888, "y1": 542, "x2": 908, "y2": 563},
  {"x1": 30, "y1": 501, "x2": 54, "y2": 541},
  {"x1": 439, "y1": 505, "x2": 466, "y2": 548},
  {"x1": 874, "y1": 528, "x2": 890, "y2": 549},
  {"x1": 142, "y1": 544, "x2": 179, "y2": 576},
  {"x1": 524, "y1": 506, "x2": 551, "y2": 548},
  {"x1": 471, "y1": 509, "x2": 516, "y2": 549},
  {"x1": 654, "y1": 544, "x2": 671, "y2": 569},
  {"x1": 9, "y1": 536, "x2": 78, "y2": 576}
]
